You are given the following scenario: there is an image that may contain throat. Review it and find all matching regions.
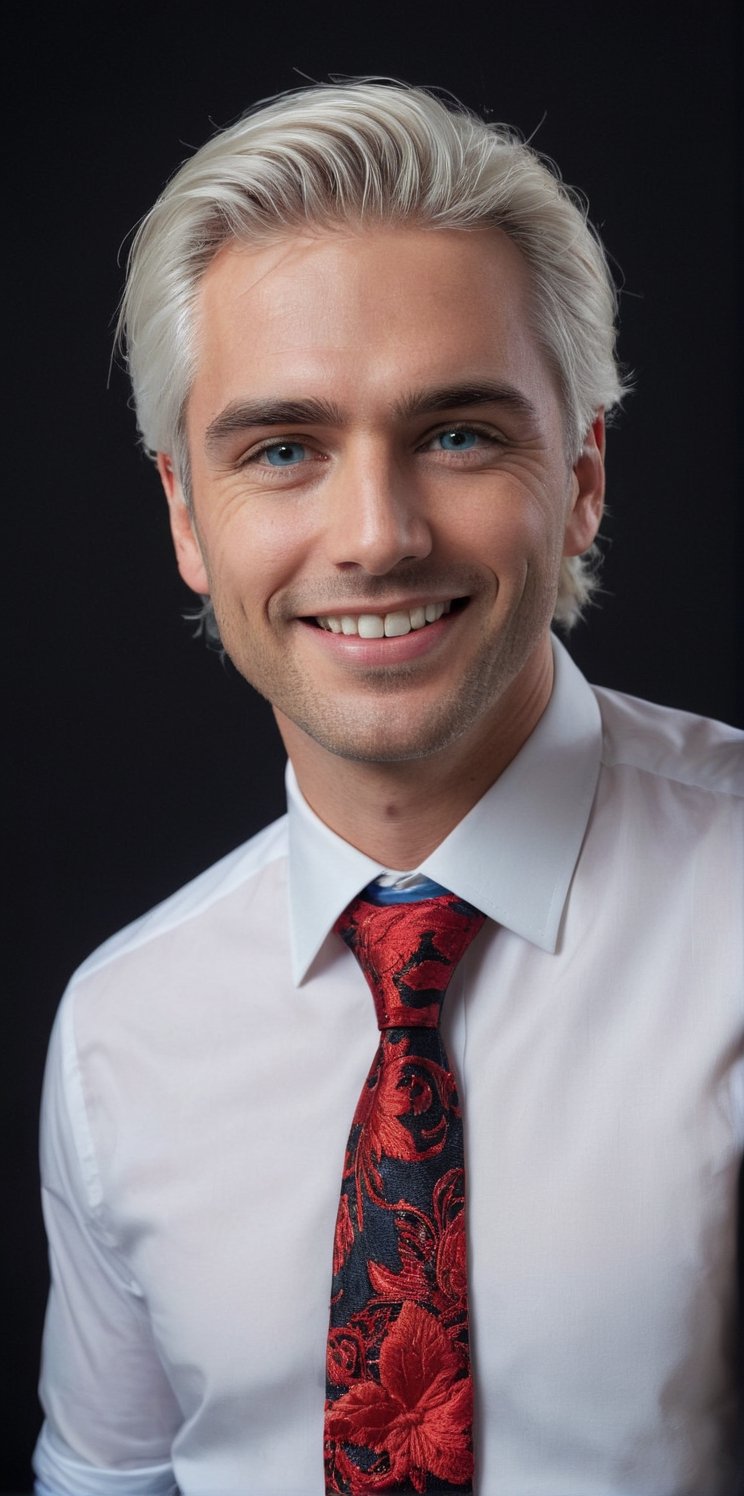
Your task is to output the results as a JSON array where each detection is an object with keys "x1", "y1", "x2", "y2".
[{"x1": 283, "y1": 750, "x2": 488, "y2": 869}]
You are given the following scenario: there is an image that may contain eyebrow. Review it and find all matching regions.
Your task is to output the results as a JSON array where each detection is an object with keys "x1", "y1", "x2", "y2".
[
  {"x1": 204, "y1": 380, "x2": 538, "y2": 455},
  {"x1": 205, "y1": 397, "x2": 345, "y2": 452},
  {"x1": 393, "y1": 380, "x2": 538, "y2": 422}
]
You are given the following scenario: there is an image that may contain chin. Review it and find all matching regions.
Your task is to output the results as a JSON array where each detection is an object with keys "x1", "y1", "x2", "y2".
[{"x1": 287, "y1": 700, "x2": 487, "y2": 766}]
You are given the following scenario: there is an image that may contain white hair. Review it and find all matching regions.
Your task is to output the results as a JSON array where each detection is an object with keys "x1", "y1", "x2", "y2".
[{"x1": 118, "y1": 80, "x2": 627, "y2": 633}]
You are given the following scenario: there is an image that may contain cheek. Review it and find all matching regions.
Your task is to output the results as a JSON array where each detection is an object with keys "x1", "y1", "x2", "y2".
[
  {"x1": 205, "y1": 509, "x2": 312, "y2": 615},
  {"x1": 462, "y1": 486, "x2": 563, "y2": 580}
]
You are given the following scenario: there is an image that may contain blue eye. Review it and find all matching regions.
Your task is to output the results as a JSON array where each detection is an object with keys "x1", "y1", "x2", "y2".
[
  {"x1": 437, "y1": 429, "x2": 479, "y2": 451},
  {"x1": 263, "y1": 441, "x2": 307, "y2": 466}
]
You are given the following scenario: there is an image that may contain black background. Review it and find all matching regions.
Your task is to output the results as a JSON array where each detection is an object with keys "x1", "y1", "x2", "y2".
[{"x1": 5, "y1": 2, "x2": 742, "y2": 1487}]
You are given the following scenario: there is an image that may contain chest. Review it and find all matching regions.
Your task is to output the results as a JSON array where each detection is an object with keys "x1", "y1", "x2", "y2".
[{"x1": 93, "y1": 922, "x2": 741, "y2": 1492}]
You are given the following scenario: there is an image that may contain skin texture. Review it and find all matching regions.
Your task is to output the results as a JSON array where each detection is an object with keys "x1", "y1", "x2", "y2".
[{"x1": 159, "y1": 227, "x2": 604, "y2": 865}]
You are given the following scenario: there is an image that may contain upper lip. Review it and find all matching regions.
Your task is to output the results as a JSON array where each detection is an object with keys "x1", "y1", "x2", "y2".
[{"x1": 302, "y1": 595, "x2": 467, "y2": 618}]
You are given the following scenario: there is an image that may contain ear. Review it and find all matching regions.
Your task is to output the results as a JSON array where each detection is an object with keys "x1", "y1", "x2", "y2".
[
  {"x1": 156, "y1": 453, "x2": 210, "y2": 595},
  {"x1": 563, "y1": 410, "x2": 606, "y2": 557}
]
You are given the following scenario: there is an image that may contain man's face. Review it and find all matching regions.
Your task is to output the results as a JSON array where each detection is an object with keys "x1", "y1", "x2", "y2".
[{"x1": 163, "y1": 227, "x2": 603, "y2": 764}]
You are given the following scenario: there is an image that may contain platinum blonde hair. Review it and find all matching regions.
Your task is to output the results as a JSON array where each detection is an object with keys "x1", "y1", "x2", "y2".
[{"x1": 119, "y1": 80, "x2": 627, "y2": 634}]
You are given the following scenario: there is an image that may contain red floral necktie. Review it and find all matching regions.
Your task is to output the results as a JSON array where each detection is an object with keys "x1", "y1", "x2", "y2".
[{"x1": 324, "y1": 886, "x2": 485, "y2": 1494}]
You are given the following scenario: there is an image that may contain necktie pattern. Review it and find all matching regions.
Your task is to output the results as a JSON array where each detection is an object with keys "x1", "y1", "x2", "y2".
[{"x1": 324, "y1": 886, "x2": 485, "y2": 1494}]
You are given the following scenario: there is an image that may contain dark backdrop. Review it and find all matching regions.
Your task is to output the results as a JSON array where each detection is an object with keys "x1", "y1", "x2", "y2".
[{"x1": 5, "y1": 2, "x2": 742, "y2": 1487}]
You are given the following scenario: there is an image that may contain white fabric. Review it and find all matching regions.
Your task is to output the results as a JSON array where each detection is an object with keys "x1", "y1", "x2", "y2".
[{"x1": 34, "y1": 640, "x2": 744, "y2": 1496}]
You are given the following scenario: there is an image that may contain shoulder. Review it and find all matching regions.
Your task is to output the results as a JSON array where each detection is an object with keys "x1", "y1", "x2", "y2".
[
  {"x1": 591, "y1": 683, "x2": 744, "y2": 801},
  {"x1": 67, "y1": 812, "x2": 289, "y2": 1001},
  {"x1": 41, "y1": 812, "x2": 291, "y2": 1213}
]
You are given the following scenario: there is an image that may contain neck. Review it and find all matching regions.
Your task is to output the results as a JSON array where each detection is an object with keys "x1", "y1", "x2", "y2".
[{"x1": 276, "y1": 640, "x2": 554, "y2": 868}]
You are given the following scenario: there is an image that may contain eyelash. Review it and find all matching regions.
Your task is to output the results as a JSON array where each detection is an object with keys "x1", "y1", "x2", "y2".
[
  {"x1": 425, "y1": 423, "x2": 503, "y2": 451},
  {"x1": 240, "y1": 438, "x2": 317, "y2": 467},
  {"x1": 241, "y1": 423, "x2": 503, "y2": 467}
]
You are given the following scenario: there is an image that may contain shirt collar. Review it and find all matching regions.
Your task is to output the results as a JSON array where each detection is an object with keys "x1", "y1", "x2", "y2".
[{"x1": 287, "y1": 637, "x2": 602, "y2": 983}]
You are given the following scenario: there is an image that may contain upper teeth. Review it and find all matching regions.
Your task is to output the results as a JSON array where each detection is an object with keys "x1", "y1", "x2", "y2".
[{"x1": 316, "y1": 601, "x2": 451, "y2": 638}]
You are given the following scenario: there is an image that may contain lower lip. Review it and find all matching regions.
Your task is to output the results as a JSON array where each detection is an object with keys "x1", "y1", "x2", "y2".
[{"x1": 297, "y1": 610, "x2": 460, "y2": 666}]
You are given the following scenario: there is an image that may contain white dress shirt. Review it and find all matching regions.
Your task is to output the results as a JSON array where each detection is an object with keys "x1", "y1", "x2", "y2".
[{"x1": 34, "y1": 640, "x2": 744, "y2": 1496}]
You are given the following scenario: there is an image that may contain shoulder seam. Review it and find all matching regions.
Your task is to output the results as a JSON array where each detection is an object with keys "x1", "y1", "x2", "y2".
[
  {"x1": 70, "y1": 821, "x2": 289, "y2": 988},
  {"x1": 599, "y1": 747, "x2": 744, "y2": 799}
]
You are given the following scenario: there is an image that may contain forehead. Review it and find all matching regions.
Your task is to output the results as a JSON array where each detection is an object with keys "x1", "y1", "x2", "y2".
[{"x1": 189, "y1": 225, "x2": 557, "y2": 421}]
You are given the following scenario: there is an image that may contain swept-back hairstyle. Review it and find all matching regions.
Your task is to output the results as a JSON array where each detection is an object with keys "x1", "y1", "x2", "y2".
[{"x1": 119, "y1": 80, "x2": 626, "y2": 629}]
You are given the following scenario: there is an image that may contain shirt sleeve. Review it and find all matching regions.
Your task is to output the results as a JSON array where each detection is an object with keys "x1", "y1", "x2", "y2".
[{"x1": 33, "y1": 992, "x2": 182, "y2": 1495}]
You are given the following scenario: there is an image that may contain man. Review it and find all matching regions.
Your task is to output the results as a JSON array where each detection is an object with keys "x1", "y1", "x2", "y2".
[{"x1": 34, "y1": 82, "x2": 742, "y2": 1495}]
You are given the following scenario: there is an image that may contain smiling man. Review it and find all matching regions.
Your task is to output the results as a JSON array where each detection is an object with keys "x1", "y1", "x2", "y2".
[
  {"x1": 163, "y1": 225, "x2": 603, "y2": 855},
  {"x1": 35, "y1": 83, "x2": 742, "y2": 1496}
]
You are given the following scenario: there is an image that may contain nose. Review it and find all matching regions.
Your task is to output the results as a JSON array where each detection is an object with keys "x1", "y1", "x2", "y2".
[{"x1": 328, "y1": 444, "x2": 433, "y2": 575}]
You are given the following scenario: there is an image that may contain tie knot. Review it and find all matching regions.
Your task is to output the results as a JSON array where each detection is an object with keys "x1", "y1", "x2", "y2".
[{"x1": 335, "y1": 890, "x2": 485, "y2": 1031}]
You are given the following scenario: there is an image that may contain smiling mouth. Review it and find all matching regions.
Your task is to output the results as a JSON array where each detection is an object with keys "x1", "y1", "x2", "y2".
[{"x1": 310, "y1": 599, "x2": 466, "y2": 639}]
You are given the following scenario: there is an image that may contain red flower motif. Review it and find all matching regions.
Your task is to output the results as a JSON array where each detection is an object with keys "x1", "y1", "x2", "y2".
[
  {"x1": 399, "y1": 957, "x2": 451, "y2": 993},
  {"x1": 341, "y1": 897, "x2": 482, "y2": 1028},
  {"x1": 365, "y1": 1046, "x2": 456, "y2": 1161},
  {"x1": 324, "y1": 1438, "x2": 362, "y2": 1494},
  {"x1": 347, "y1": 1041, "x2": 457, "y2": 1226},
  {"x1": 326, "y1": 1302, "x2": 473, "y2": 1491},
  {"x1": 367, "y1": 1170, "x2": 469, "y2": 1318},
  {"x1": 435, "y1": 1211, "x2": 467, "y2": 1308},
  {"x1": 333, "y1": 1193, "x2": 355, "y2": 1275},
  {"x1": 327, "y1": 1325, "x2": 367, "y2": 1387},
  {"x1": 367, "y1": 1208, "x2": 433, "y2": 1305},
  {"x1": 424, "y1": 913, "x2": 479, "y2": 964},
  {"x1": 352, "y1": 903, "x2": 428, "y2": 1015}
]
